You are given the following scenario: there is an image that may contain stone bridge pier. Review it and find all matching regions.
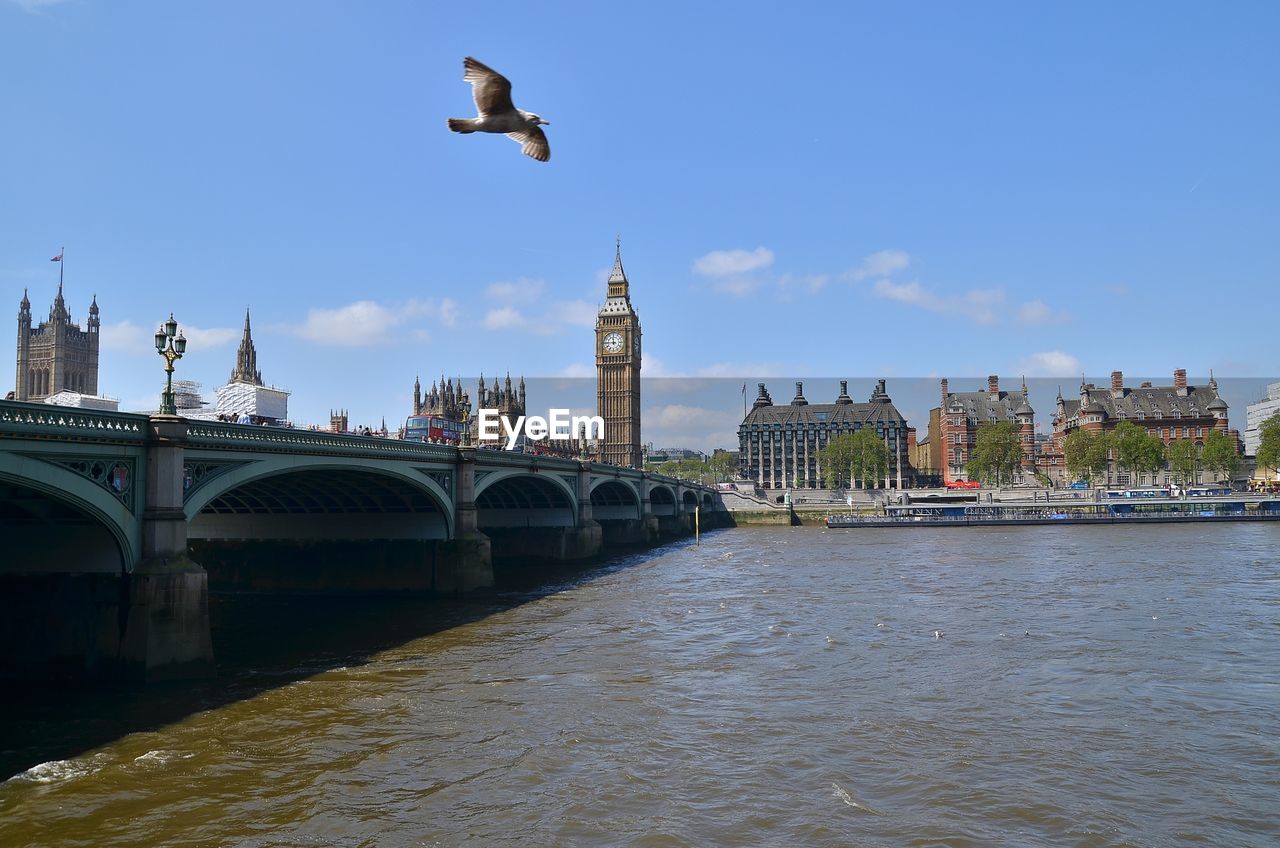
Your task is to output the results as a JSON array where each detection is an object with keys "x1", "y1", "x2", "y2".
[{"x1": 0, "y1": 414, "x2": 216, "y2": 683}]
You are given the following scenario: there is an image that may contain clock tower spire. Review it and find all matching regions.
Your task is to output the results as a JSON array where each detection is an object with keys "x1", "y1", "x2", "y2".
[{"x1": 596, "y1": 239, "x2": 642, "y2": 468}]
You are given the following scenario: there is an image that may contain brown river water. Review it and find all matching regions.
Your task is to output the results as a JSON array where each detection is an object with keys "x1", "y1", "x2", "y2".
[{"x1": 1, "y1": 524, "x2": 1278, "y2": 847}]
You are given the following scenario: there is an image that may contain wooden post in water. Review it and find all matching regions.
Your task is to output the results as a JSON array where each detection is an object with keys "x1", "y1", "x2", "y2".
[{"x1": 695, "y1": 504, "x2": 700, "y2": 544}]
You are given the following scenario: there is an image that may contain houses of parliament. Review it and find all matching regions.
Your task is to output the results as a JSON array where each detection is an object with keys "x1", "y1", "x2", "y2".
[
  {"x1": 405, "y1": 242, "x2": 645, "y2": 468},
  {"x1": 13, "y1": 283, "x2": 100, "y2": 402},
  {"x1": 10, "y1": 241, "x2": 646, "y2": 470}
]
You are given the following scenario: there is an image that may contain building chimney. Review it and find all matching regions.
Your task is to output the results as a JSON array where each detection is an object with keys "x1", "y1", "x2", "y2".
[
  {"x1": 988, "y1": 375, "x2": 999, "y2": 397},
  {"x1": 791, "y1": 381, "x2": 808, "y2": 406},
  {"x1": 940, "y1": 378, "x2": 949, "y2": 406},
  {"x1": 1174, "y1": 368, "x2": 1187, "y2": 394},
  {"x1": 1111, "y1": 370, "x2": 1124, "y2": 396}
]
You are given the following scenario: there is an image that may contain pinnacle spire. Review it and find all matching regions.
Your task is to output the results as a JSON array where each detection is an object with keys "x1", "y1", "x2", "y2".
[
  {"x1": 608, "y1": 238, "x2": 627, "y2": 284},
  {"x1": 230, "y1": 307, "x2": 263, "y2": 385}
]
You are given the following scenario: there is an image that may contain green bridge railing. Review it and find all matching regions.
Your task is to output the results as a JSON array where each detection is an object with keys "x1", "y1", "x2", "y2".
[
  {"x1": 0, "y1": 400, "x2": 147, "y2": 442},
  {"x1": 185, "y1": 421, "x2": 459, "y2": 460}
]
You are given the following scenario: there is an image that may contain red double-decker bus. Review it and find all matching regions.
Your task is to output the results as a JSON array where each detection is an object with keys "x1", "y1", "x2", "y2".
[{"x1": 404, "y1": 415, "x2": 463, "y2": 445}]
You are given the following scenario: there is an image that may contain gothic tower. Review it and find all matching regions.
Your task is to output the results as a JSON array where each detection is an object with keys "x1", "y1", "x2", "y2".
[
  {"x1": 15, "y1": 283, "x2": 100, "y2": 402},
  {"x1": 230, "y1": 308, "x2": 264, "y2": 385},
  {"x1": 595, "y1": 240, "x2": 642, "y2": 468},
  {"x1": 15, "y1": 289, "x2": 31, "y2": 399}
]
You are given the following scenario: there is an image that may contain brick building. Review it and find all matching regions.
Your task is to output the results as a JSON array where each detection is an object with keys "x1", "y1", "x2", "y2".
[
  {"x1": 1042, "y1": 369, "x2": 1234, "y2": 487},
  {"x1": 930, "y1": 375, "x2": 1035, "y2": 484}
]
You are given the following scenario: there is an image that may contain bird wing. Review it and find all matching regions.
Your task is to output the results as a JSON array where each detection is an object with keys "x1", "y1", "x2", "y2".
[
  {"x1": 463, "y1": 57, "x2": 515, "y2": 116},
  {"x1": 507, "y1": 127, "x2": 550, "y2": 162}
]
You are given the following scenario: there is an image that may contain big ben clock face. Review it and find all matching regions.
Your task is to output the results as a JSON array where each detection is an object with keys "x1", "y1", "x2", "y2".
[{"x1": 603, "y1": 332, "x2": 624, "y2": 353}]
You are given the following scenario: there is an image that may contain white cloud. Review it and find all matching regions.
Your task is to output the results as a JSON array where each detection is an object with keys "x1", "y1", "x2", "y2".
[
  {"x1": 438, "y1": 298, "x2": 460, "y2": 326},
  {"x1": 693, "y1": 361, "x2": 786, "y2": 378},
  {"x1": 293, "y1": 298, "x2": 457, "y2": 346},
  {"x1": 483, "y1": 306, "x2": 526, "y2": 330},
  {"x1": 558, "y1": 362, "x2": 595, "y2": 378},
  {"x1": 8, "y1": 0, "x2": 71, "y2": 12},
  {"x1": 872, "y1": 279, "x2": 1005, "y2": 325},
  {"x1": 643, "y1": 404, "x2": 745, "y2": 452},
  {"x1": 484, "y1": 279, "x2": 545, "y2": 304},
  {"x1": 649, "y1": 404, "x2": 728, "y2": 428},
  {"x1": 553, "y1": 299, "x2": 599, "y2": 329},
  {"x1": 776, "y1": 272, "x2": 830, "y2": 295},
  {"x1": 183, "y1": 325, "x2": 237, "y2": 348},
  {"x1": 296, "y1": 301, "x2": 397, "y2": 346},
  {"x1": 711, "y1": 277, "x2": 764, "y2": 297},
  {"x1": 692, "y1": 247, "x2": 775, "y2": 277},
  {"x1": 1018, "y1": 351, "x2": 1082, "y2": 377},
  {"x1": 847, "y1": 249, "x2": 910, "y2": 281},
  {"x1": 1018, "y1": 300, "x2": 1069, "y2": 325},
  {"x1": 98, "y1": 320, "x2": 231, "y2": 356},
  {"x1": 642, "y1": 355, "x2": 785, "y2": 379},
  {"x1": 100, "y1": 320, "x2": 151, "y2": 354}
]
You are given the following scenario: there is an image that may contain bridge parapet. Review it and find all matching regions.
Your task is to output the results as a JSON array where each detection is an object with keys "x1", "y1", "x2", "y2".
[
  {"x1": 0, "y1": 399, "x2": 147, "y2": 443},
  {"x1": 185, "y1": 421, "x2": 457, "y2": 460},
  {"x1": 474, "y1": 448, "x2": 580, "y2": 472}
]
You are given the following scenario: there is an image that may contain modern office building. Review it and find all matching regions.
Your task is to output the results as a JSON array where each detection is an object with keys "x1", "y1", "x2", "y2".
[{"x1": 1244, "y1": 382, "x2": 1280, "y2": 456}]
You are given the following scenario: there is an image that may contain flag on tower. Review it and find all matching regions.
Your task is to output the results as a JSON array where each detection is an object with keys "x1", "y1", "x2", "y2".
[{"x1": 51, "y1": 251, "x2": 63, "y2": 262}]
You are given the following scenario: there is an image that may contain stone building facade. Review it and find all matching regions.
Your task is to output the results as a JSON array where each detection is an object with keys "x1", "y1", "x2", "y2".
[
  {"x1": 595, "y1": 242, "x2": 643, "y2": 469},
  {"x1": 15, "y1": 286, "x2": 100, "y2": 402},
  {"x1": 412, "y1": 372, "x2": 526, "y2": 422},
  {"x1": 737, "y1": 380, "x2": 913, "y2": 489},
  {"x1": 1043, "y1": 369, "x2": 1234, "y2": 487},
  {"x1": 930, "y1": 376, "x2": 1035, "y2": 484}
]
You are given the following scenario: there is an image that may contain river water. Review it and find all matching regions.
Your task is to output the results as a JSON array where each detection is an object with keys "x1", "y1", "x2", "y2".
[{"x1": 2, "y1": 524, "x2": 1278, "y2": 847}]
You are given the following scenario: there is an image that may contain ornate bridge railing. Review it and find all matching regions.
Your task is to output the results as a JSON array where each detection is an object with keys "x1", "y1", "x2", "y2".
[
  {"x1": 473, "y1": 446, "x2": 581, "y2": 472},
  {"x1": 185, "y1": 421, "x2": 459, "y2": 460},
  {"x1": 0, "y1": 400, "x2": 148, "y2": 443}
]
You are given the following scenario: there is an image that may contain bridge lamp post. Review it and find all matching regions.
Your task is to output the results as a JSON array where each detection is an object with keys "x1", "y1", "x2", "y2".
[
  {"x1": 459, "y1": 392, "x2": 472, "y2": 448},
  {"x1": 154, "y1": 313, "x2": 187, "y2": 416}
]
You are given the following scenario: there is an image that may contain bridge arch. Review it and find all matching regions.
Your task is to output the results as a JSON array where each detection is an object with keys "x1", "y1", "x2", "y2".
[
  {"x1": 474, "y1": 471, "x2": 577, "y2": 528},
  {"x1": 649, "y1": 484, "x2": 676, "y2": 517},
  {"x1": 701, "y1": 492, "x2": 715, "y2": 509},
  {"x1": 590, "y1": 479, "x2": 641, "y2": 521},
  {"x1": 0, "y1": 468, "x2": 133, "y2": 573},
  {"x1": 184, "y1": 459, "x2": 454, "y2": 540},
  {"x1": 682, "y1": 490, "x2": 699, "y2": 509},
  {"x1": 587, "y1": 475, "x2": 641, "y2": 503}
]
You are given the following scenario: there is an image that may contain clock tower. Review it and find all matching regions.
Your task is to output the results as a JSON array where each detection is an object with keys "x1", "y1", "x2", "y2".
[{"x1": 596, "y1": 240, "x2": 642, "y2": 468}]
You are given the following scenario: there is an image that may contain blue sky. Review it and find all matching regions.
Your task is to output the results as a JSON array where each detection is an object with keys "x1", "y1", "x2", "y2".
[{"x1": 3, "y1": 1, "x2": 1277, "y2": 448}]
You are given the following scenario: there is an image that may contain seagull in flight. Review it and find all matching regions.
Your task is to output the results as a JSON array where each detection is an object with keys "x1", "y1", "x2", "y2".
[{"x1": 448, "y1": 57, "x2": 550, "y2": 162}]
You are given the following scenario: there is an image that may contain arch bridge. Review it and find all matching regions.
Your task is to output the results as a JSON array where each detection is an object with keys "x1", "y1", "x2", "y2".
[{"x1": 0, "y1": 401, "x2": 724, "y2": 681}]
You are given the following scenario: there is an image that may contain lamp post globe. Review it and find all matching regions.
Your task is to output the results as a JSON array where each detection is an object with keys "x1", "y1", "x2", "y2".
[
  {"x1": 155, "y1": 314, "x2": 186, "y2": 416},
  {"x1": 459, "y1": 393, "x2": 472, "y2": 448}
]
